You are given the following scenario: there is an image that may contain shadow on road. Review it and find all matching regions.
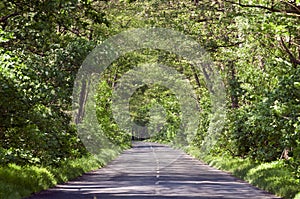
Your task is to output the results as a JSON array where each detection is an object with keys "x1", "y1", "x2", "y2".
[{"x1": 27, "y1": 142, "x2": 280, "y2": 199}]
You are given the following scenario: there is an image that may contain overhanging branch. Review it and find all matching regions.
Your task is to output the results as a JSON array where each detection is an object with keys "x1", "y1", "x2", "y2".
[
  {"x1": 280, "y1": 36, "x2": 300, "y2": 67},
  {"x1": 0, "y1": 12, "x2": 20, "y2": 23},
  {"x1": 225, "y1": 0, "x2": 300, "y2": 17}
]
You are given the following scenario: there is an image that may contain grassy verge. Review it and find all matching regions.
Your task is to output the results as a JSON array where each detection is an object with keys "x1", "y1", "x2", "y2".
[
  {"x1": 186, "y1": 146, "x2": 300, "y2": 199},
  {"x1": 0, "y1": 149, "x2": 120, "y2": 199}
]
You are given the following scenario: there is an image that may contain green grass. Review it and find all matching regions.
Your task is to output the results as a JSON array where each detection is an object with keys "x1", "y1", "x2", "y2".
[
  {"x1": 186, "y1": 146, "x2": 300, "y2": 199},
  {"x1": 0, "y1": 148, "x2": 120, "y2": 199},
  {"x1": 0, "y1": 164, "x2": 55, "y2": 199}
]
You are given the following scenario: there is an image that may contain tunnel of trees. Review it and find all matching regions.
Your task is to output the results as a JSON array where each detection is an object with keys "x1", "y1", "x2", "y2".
[{"x1": 0, "y1": 0, "x2": 300, "y2": 191}]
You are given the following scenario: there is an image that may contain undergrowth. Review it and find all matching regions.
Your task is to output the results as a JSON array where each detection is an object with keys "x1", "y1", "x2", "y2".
[
  {"x1": 0, "y1": 149, "x2": 119, "y2": 199},
  {"x1": 186, "y1": 146, "x2": 300, "y2": 199}
]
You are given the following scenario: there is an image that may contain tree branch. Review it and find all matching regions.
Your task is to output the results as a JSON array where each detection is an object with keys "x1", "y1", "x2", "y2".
[
  {"x1": 280, "y1": 36, "x2": 300, "y2": 67},
  {"x1": 225, "y1": 0, "x2": 300, "y2": 17},
  {"x1": 0, "y1": 12, "x2": 20, "y2": 23},
  {"x1": 216, "y1": 41, "x2": 244, "y2": 48}
]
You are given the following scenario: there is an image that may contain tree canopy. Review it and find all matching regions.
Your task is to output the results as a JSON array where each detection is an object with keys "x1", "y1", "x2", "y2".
[{"x1": 0, "y1": 0, "x2": 299, "y2": 180}]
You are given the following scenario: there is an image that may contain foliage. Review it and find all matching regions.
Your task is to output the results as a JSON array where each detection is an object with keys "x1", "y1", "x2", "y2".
[
  {"x1": 93, "y1": 0, "x2": 300, "y2": 184},
  {"x1": 0, "y1": 163, "x2": 55, "y2": 199},
  {"x1": 0, "y1": 0, "x2": 108, "y2": 52},
  {"x1": 0, "y1": 0, "x2": 300, "y2": 197},
  {"x1": 187, "y1": 146, "x2": 300, "y2": 199},
  {"x1": 96, "y1": 80, "x2": 131, "y2": 148},
  {"x1": 0, "y1": 36, "x2": 97, "y2": 166},
  {"x1": 0, "y1": 151, "x2": 118, "y2": 199}
]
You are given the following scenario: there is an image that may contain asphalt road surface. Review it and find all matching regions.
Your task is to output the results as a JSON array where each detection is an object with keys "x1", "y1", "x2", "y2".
[{"x1": 27, "y1": 142, "x2": 281, "y2": 199}]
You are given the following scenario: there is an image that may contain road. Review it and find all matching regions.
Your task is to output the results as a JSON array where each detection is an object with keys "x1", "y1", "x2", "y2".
[{"x1": 27, "y1": 142, "x2": 280, "y2": 199}]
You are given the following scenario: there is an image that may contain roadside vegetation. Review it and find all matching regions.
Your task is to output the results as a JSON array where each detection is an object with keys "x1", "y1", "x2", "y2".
[
  {"x1": 186, "y1": 146, "x2": 300, "y2": 199},
  {"x1": 0, "y1": 151, "x2": 119, "y2": 199}
]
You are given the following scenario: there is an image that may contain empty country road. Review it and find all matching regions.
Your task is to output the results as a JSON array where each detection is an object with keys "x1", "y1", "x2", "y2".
[{"x1": 27, "y1": 142, "x2": 280, "y2": 199}]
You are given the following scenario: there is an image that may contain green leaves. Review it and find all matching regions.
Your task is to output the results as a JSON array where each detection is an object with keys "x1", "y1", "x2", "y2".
[
  {"x1": 0, "y1": 28, "x2": 94, "y2": 165},
  {"x1": 0, "y1": 0, "x2": 108, "y2": 52},
  {"x1": 0, "y1": 0, "x2": 299, "y2": 179}
]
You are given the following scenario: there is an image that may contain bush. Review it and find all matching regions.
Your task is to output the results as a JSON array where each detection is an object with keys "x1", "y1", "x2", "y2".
[
  {"x1": 0, "y1": 150, "x2": 119, "y2": 199},
  {"x1": 187, "y1": 146, "x2": 300, "y2": 199}
]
